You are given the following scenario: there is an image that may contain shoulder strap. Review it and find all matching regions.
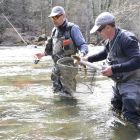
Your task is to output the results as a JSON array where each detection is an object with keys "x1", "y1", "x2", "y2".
[
  {"x1": 118, "y1": 29, "x2": 127, "y2": 38},
  {"x1": 117, "y1": 29, "x2": 127, "y2": 54},
  {"x1": 65, "y1": 22, "x2": 74, "y2": 38},
  {"x1": 51, "y1": 27, "x2": 56, "y2": 37},
  {"x1": 104, "y1": 39, "x2": 109, "y2": 46},
  {"x1": 66, "y1": 22, "x2": 74, "y2": 29},
  {"x1": 51, "y1": 22, "x2": 74, "y2": 38},
  {"x1": 104, "y1": 39, "x2": 110, "y2": 53}
]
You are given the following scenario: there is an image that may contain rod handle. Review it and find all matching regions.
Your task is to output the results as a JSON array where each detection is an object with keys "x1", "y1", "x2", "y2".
[{"x1": 34, "y1": 59, "x2": 40, "y2": 64}]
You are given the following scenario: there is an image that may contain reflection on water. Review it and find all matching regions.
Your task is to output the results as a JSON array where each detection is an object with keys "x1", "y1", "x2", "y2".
[{"x1": 0, "y1": 46, "x2": 140, "y2": 139}]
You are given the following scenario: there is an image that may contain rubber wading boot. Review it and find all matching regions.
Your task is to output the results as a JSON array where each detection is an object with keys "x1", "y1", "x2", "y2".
[{"x1": 134, "y1": 122, "x2": 140, "y2": 133}]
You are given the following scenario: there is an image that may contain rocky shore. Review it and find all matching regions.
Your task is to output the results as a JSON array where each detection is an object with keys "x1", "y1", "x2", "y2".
[{"x1": 0, "y1": 28, "x2": 47, "y2": 46}]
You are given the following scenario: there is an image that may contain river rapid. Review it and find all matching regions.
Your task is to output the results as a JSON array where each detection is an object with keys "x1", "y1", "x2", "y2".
[{"x1": 0, "y1": 46, "x2": 140, "y2": 140}]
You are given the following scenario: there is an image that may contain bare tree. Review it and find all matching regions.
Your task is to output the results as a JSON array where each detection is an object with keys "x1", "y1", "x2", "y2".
[
  {"x1": 85, "y1": 0, "x2": 90, "y2": 42},
  {"x1": 1, "y1": 0, "x2": 140, "y2": 44}
]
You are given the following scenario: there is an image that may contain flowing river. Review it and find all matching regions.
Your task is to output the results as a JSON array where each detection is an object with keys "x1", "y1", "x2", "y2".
[{"x1": 0, "y1": 46, "x2": 140, "y2": 140}]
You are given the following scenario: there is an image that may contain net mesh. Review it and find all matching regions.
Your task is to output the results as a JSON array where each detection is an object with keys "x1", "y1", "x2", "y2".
[{"x1": 57, "y1": 57, "x2": 96, "y2": 94}]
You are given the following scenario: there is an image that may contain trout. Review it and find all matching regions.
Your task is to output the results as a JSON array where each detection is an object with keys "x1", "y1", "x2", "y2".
[{"x1": 72, "y1": 55, "x2": 87, "y2": 78}]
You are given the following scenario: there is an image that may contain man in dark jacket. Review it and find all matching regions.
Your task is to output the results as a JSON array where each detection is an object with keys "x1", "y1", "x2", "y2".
[
  {"x1": 82, "y1": 12, "x2": 140, "y2": 130},
  {"x1": 34, "y1": 6, "x2": 88, "y2": 97}
]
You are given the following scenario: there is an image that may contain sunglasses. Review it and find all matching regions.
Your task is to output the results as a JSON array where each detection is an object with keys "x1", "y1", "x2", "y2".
[
  {"x1": 50, "y1": 14, "x2": 63, "y2": 20},
  {"x1": 97, "y1": 25, "x2": 106, "y2": 33}
]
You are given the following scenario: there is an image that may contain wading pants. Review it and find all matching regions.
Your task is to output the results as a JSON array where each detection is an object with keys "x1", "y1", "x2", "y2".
[
  {"x1": 51, "y1": 64, "x2": 62, "y2": 92},
  {"x1": 111, "y1": 77, "x2": 140, "y2": 124}
]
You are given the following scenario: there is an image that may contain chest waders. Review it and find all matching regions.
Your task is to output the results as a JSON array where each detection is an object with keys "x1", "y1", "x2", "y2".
[
  {"x1": 107, "y1": 28, "x2": 140, "y2": 124},
  {"x1": 50, "y1": 22, "x2": 78, "y2": 93},
  {"x1": 105, "y1": 29, "x2": 140, "y2": 82}
]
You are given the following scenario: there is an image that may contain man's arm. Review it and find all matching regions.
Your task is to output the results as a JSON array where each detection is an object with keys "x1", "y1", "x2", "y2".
[
  {"x1": 87, "y1": 48, "x2": 107, "y2": 62},
  {"x1": 70, "y1": 25, "x2": 88, "y2": 56},
  {"x1": 112, "y1": 33, "x2": 140, "y2": 73}
]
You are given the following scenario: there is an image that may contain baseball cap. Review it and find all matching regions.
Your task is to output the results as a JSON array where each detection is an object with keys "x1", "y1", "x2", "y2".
[
  {"x1": 48, "y1": 6, "x2": 65, "y2": 17},
  {"x1": 90, "y1": 12, "x2": 115, "y2": 34}
]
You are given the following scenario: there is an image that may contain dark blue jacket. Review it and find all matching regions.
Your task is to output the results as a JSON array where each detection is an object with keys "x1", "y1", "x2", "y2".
[
  {"x1": 88, "y1": 28, "x2": 140, "y2": 74},
  {"x1": 54, "y1": 20, "x2": 88, "y2": 56}
]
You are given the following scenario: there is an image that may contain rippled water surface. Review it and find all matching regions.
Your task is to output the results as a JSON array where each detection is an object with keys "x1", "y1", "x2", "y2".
[{"x1": 0, "y1": 46, "x2": 140, "y2": 140}]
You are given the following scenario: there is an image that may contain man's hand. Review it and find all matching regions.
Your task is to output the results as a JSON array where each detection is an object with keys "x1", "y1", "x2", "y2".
[
  {"x1": 101, "y1": 65, "x2": 113, "y2": 76},
  {"x1": 78, "y1": 53, "x2": 84, "y2": 58},
  {"x1": 33, "y1": 52, "x2": 45, "y2": 59},
  {"x1": 81, "y1": 57, "x2": 88, "y2": 62}
]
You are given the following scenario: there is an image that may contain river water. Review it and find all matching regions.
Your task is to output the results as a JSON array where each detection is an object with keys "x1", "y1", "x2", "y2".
[{"x1": 0, "y1": 46, "x2": 140, "y2": 140}]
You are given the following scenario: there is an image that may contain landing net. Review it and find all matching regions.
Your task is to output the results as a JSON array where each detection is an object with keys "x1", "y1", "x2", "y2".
[{"x1": 57, "y1": 57, "x2": 96, "y2": 94}]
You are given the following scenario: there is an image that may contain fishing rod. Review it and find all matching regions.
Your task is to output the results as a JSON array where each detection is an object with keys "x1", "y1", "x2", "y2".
[
  {"x1": 2, "y1": 12, "x2": 75, "y2": 64},
  {"x1": 2, "y1": 13, "x2": 28, "y2": 46},
  {"x1": 1, "y1": 13, "x2": 39, "y2": 64}
]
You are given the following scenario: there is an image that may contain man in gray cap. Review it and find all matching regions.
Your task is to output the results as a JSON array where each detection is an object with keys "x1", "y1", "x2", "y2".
[
  {"x1": 34, "y1": 6, "x2": 88, "y2": 97},
  {"x1": 82, "y1": 12, "x2": 140, "y2": 130}
]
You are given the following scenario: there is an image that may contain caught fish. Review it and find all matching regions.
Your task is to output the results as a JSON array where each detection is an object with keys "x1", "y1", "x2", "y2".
[{"x1": 72, "y1": 55, "x2": 87, "y2": 78}]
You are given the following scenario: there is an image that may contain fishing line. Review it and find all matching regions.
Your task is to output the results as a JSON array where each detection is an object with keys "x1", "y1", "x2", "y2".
[
  {"x1": 2, "y1": 13, "x2": 28, "y2": 46},
  {"x1": 81, "y1": 39, "x2": 104, "y2": 93},
  {"x1": 117, "y1": 3, "x2": 140, "y2": 26},
  {"x1": 0, "y1": 0, "x2": 39, "y2": 63},
  {"x1": 85, "y1": 3, "x2": 140, "y2": 58},
  {"x1": 1, "y1": 13, "x2": 39, "y2": 64},
  {"x1": 84, "y1": 3, "x2": 140, "y2": 59}
]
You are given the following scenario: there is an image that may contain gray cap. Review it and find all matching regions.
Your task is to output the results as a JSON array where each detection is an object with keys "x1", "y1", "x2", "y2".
[
  {"x1": 90, "y1": 12, "x2": 115, "y2": 34},
  {"x1": 48, "y1": 6, "x2": 65, "y2": 17}
]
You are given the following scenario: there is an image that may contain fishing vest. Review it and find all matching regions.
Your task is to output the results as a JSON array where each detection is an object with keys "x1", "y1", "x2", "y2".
[
  {"x1": 51, "y1": 22, "x2": 78, "y2": 63},
  {"x1": 105, "y1": 28, "x2": 140, "y2": 82}
]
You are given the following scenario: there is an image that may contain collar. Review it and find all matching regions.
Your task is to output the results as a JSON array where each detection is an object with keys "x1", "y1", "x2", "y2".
[{"x1": 56, "y1": 20, "x2": 68, "y2": 29}]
